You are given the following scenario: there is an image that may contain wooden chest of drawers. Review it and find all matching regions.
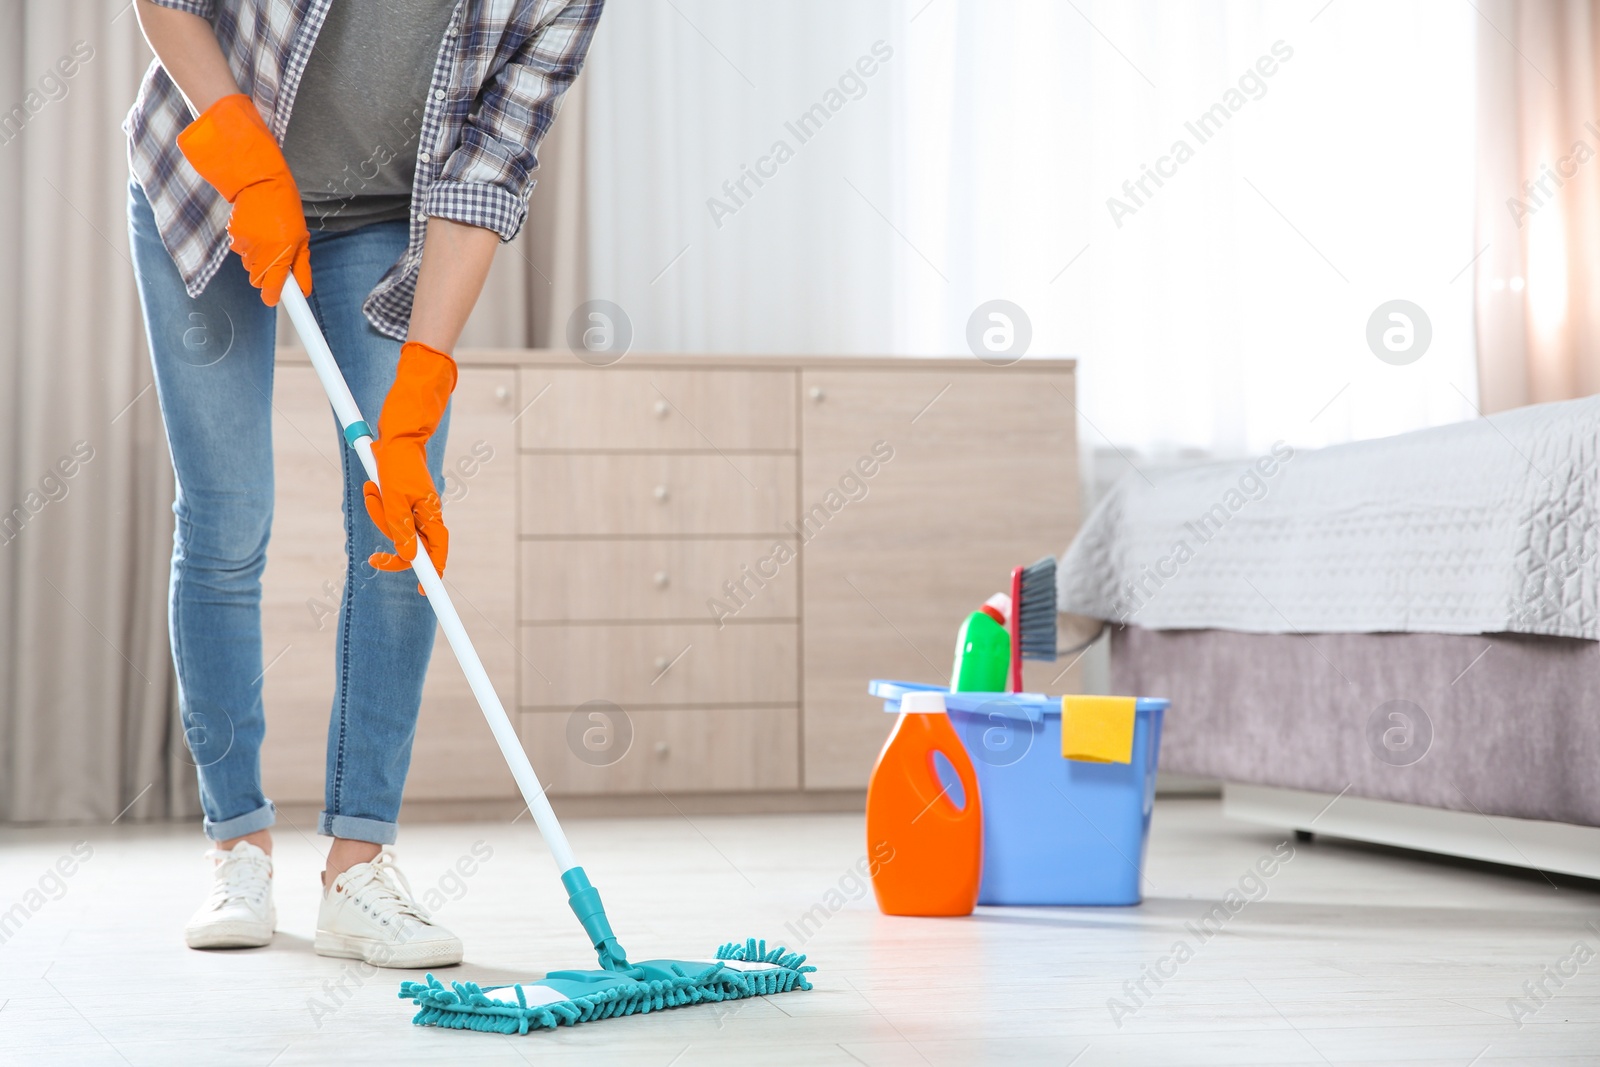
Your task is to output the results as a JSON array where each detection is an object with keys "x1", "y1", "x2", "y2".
[{"x1": 260, "y1": 353, "x2": 1078, "y2": 810}]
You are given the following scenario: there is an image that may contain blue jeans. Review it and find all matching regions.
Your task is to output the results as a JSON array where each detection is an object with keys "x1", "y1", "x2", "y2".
[{"x1": 128, "y1": 182, "x2": 449, "y2": 845}]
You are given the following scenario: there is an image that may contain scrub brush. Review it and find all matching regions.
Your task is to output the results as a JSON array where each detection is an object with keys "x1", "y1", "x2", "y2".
[{"x1": 1008, "y1": 556, "x2": 1057, "y2": 691}]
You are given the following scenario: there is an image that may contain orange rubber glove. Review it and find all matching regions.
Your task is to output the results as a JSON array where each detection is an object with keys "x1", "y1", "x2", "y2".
[
  {"x1": 363, "y1": 341, "x2": 457, "y2": 589},
  {"x1": 176, "y1": 93, "x2": 311, "y2": 306}
]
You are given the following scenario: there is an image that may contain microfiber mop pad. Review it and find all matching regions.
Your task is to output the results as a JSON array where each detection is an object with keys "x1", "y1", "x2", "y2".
[
  {"x1": 400, "y1": 939, "x2": 815, "y2": 1035},
  {"x1": 276, "y1": 280, "x2": 817, "y2": 1036}
]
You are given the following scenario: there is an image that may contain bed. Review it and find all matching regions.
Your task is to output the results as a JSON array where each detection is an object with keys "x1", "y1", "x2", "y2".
[{"x1": 1056, "y1": 395, "x2": 1600, "y2": 878}]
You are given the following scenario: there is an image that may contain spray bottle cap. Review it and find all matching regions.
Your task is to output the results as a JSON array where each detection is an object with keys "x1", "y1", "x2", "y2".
[
  {"x1": 900, "y1": 690, "x2": 948, "y2": 714},
  {"x1": 980, "y1": 592, "x2": 1012, "y2": 625}
]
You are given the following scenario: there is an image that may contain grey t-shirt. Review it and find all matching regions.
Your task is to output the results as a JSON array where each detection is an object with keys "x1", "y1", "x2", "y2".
[{"x1": 281, "y1": 1, "x2": 457, "y2": 232}]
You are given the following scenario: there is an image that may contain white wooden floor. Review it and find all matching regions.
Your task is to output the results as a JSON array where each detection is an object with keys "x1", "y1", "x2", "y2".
[{"x1": 2, "y1": 798, "x2": 1597, "y2": 1065}]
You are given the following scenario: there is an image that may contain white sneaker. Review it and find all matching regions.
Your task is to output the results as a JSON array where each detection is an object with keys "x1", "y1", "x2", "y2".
[
  {"x1": 184, "y1": 841, "x2": 275, "y2": 949},
  {"x1": 314, "y1": 850, "x2": 462, "y2": 969}
]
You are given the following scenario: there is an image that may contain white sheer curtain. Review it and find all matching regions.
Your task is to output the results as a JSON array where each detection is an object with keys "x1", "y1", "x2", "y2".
[
  {"x1": 584, "y1": 0, "x2": 1480, "y2": 456},
  {"x1": 890, "y1": 0, "x2": 1480, "y2": 457},
  {"x1": 584, "y1": 0, "x2": 901, "y2": 354}
]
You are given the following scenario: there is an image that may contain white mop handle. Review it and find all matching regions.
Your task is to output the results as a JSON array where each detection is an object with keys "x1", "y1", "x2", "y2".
[{"x1": 280, "y1": 279, "x2": 578, "y2": 874}]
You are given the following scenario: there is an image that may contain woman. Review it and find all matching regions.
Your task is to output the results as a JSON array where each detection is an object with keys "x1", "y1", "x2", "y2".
[{"x1": 126, "y1": 0, "x2": 602, "y2": 967}]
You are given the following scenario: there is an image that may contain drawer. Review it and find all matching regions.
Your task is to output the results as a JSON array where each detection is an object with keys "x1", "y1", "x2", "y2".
[
  {"x1": 521, "y1": 539, "x2": 799, "y2": 621},
  {"x1": 519, "y1": 706, "x2": 798, "y2": 794},
  {"x1": 520, "y1": 454, "x2": 796, "y2": 536},
  {"x1": 518, "y1": 368, "x2": 795, "y2": 451},
  {"x1": 518, "y1": 622, "x2": 797, "y2": 708}
]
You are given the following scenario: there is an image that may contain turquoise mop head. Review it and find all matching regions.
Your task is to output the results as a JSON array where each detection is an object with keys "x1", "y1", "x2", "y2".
[{"x1": 399, "y1": 938, "x2": 815, "y2": 1035}]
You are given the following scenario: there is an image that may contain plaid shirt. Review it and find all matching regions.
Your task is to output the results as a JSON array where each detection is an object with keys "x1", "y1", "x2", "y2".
[{"x1": 125, "y1": 0, "x2": 603, "y2": 339}]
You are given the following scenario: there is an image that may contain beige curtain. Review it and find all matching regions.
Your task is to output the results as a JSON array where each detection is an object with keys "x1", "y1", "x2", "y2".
[
  {"x1": 0, "y1": 2, "x2": 588, "y2": 824},
  {"x1": 1475, "y1": 0, "x2": 1600, "y2": 412},
  {"x1": 0, "y1": 2, "x2": 191, "y2": 823}
]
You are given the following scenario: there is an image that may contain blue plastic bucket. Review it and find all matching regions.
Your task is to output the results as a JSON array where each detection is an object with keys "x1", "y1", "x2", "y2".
[{"x1": 869, "y1": 680, "x2": 1168, "y2": 906}]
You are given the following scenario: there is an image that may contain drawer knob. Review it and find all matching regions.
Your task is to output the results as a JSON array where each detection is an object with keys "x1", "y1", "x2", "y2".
[
  {"x1": 654, "y1": 570, "x2": 670, "y2": 589},
  {"x1": 654, "y1": 656, "x2": 670, "y2": 671},
  {"x1": 495, "y1": 385, "x2": 511, "y2": 403},
  {"x1": 654, "y1": 484, "x2": 670, "y2": 503},
  {"x1": 810, "y1": 386, "x2": 825, "y2": 402},
  {"x1": 654, "y1": 399, "x2": 670, "y2": 418},
  {"x1": 655, "y1": 741, "x2": 670, "y2": 757}
]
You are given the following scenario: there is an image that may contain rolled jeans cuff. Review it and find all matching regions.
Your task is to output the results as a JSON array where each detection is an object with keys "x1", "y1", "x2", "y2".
[
  {"x1": 204, "y1": 800, "x2": 276, "y2": 842},
  {"x1": 319, "y1": 811, "x2": 398, "y2": 845}
]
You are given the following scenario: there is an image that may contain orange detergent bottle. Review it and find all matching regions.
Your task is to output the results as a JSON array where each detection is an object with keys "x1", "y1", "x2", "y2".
[{"x1": 865, "y1": 690, "x2": 982, "y2": 916}]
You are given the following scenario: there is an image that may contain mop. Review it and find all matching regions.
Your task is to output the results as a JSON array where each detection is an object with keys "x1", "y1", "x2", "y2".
[{"x1": 280, "y1": 280, "x2": 815, "y2": 1034}]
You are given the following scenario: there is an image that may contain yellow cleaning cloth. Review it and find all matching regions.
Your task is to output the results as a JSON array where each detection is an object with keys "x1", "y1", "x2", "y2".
[{"x1": 1061, "y1": 695, "x2": 1137, "y2": 763}]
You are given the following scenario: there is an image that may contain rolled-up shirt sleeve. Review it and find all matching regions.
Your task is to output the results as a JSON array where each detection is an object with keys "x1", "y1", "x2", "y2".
[{"x1": 422, "y1": 0, "x2": 603, "y2": 242}]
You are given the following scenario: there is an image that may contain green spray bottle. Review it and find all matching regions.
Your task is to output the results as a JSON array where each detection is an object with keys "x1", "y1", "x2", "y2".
[{"x1": 950, "y1": 592, "x2": 1011, "y2": 692}]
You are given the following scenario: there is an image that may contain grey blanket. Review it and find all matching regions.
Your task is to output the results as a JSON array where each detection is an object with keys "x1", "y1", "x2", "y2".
[{"x1": 1058, "y1": 396, "x2": 1600, "y2": 638}]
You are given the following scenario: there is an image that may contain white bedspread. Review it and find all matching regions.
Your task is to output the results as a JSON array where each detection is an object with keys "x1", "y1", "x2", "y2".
[{"x1": 1057, "y1": 395, "x2": 1600, "y2": 638}]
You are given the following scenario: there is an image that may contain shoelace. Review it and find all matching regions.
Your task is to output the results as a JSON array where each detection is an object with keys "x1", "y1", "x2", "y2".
[
  {"x1": 339, "y1": 850, "x2": 434, "y2": 928},
  {"x1": 203, "y1": 848, "x2": 271, "y2": 911}
]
